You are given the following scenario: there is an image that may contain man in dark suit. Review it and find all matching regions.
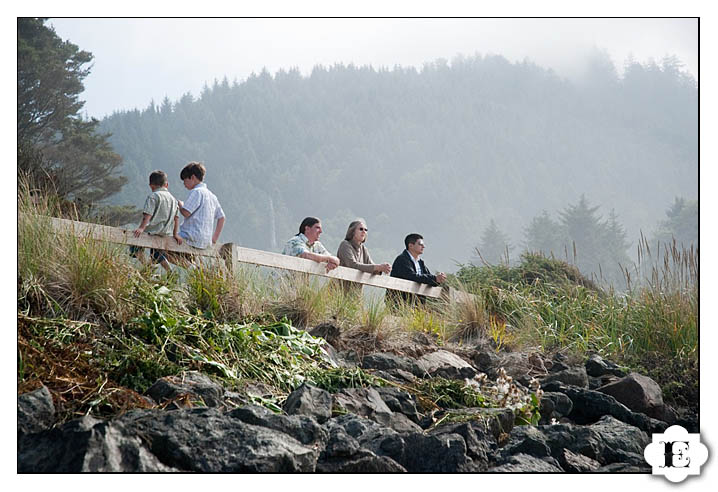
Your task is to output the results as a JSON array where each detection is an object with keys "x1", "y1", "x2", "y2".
[{"x1": 387, "y1": 233, "x2": 447, "y2": 306}]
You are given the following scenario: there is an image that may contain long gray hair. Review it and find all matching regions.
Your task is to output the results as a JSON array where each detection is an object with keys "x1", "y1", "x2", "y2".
[{"x1": 344, "y1": 219, "x2": 367, "y2": 242}]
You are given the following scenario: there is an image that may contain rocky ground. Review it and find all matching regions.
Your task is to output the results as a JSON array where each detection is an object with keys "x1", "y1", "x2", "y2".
[{"x1": 17, "y1": 329, "x2": 698, "y2": 473}]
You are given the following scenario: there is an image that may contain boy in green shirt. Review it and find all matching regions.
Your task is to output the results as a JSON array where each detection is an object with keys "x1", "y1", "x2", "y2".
[{"x1": 130, "y1": 170, "x2": 182, "y2": 272}]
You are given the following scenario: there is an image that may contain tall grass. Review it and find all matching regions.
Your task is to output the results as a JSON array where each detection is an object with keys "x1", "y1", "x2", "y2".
[
  {"x1": 18, "y1": 178, "x2": 141, "y2": 322},
  {"x1": 451, "y1": 250, "x2": 697, "y2": 407},
  {"x1": 453, "y1": 251, "x2": 696, "y2": 360},
  {"x1": 184, "y1": 263, "x2": 270, "y2": 322}
]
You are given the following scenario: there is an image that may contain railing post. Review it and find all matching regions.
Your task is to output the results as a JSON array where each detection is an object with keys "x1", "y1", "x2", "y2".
[{"x1": 219, "y1": 242, "x2": 235, "y2": 274}]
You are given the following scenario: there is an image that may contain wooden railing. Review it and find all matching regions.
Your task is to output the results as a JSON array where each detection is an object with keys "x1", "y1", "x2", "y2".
[{"x1": 44, "y1": 216, "x2": 475, "y2": 302}]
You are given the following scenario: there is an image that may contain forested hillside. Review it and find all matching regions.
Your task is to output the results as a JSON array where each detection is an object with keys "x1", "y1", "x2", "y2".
[{"x1": 100, "y1": 52, "x2": 697, "y2": 275}]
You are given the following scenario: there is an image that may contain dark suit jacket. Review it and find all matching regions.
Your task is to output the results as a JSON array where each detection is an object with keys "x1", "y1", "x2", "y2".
[{"x1": 387, "y1": 250, "x2": 439, "y2": 305}]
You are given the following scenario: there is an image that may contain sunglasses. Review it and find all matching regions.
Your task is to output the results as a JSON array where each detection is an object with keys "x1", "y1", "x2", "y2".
[{"x1": 359, "y1": 227, "x2": 368, "y2": 232}]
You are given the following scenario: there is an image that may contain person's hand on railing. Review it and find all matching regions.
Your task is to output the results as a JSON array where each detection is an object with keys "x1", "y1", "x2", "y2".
[
  {"x1": 174, "y1": 233, "x2": 183, "y2": 245},
  {"x1": 436, "y1": 272, "x2": 447, "y2": 284},
  {"x1": 326, "y1": 255, "x2": 340, "y2": 272},
  {"x1": 133, "y1": 226, "x2": 146, "y2": 238},
  {"x1": 375, "y1": 262, "x2": 392, "y2": 274}
]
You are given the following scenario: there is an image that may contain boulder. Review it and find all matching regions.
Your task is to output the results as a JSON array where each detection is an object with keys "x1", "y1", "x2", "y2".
[
  {"x1": 429, "y1": 421, "x2": 496, "y2": 468},
  {"x1": 471, "y1": 350, "x2": 500, "y2": 378},
  {"x1": 229, "y1": 405, "x2": 328, "y2": 447},
  {"x1": 539, "y1": 391, "x2": 573, "y2": 424},
  {"x1": 329, "y1": 414, "x2": 479, "y2": 472},
  {"x1": 549, "y1": 361, "x2": 570, "y2": 373},
  {"x1": 318, "y1": 445, "x2": 406, "y2": 472},
  {"x1": 538, "y1": 423, "x2": 605, "y2": 462},
  {"x1": 317, "y1": 419, "x2": 406, "y2": 472},
  {"x1": 18, "y1": 386, "x2": 55, "y2": 435},
  {"x1": 542, "y1": 381, "x2": 668, "y2": 434},
  {"x1": 500, "y1": 426, "x2": 552, "y2": 459},
  {"x1": 541, "y1": 366, "x2": 589, "y2": 388},
  {"x1": 18, "y1": 415, "x2": 175, "y2": 472},
  {"x1": 283, "y1": 383, "x2": 333, "y2": 424},
  {"x1": 588, "y1": 415, "x2": 650, "y2": 463},
  {"x1": 490, "y1": 453, "x2": 563, "y2": 472},
  {"x1": 371, "y1": 369, "x2": 418, "y2": 384},
  {"x1": 333, "y1": 388, "x2": 422, "y2": 433},
  {"x1": 361, "y1": 352, "x2": 423, "y2": 377},
  {"x1": 497, "y1": 415, "x2": 650, "y2": 467},
  {"x1": 398, "y1": 432, "x2": 481, "y2": 472},
  {"x1": 496, "y1": 352, "x2": 533, "y2": 381},
  {"x1": 558, "y1": 449, "x2": 601, "y2": 472},
  {"x1": 124, "y1": 407, "x2": 322, "y2": 472},
  {"x1": 598, "y1": 372, "x2": 665, "y2": 419},
  {"x1": 146, "y1": 371, "x2": 224, "y2": 408},
  {"x1": 588, "y1": 375, "x2": 619, "y2": 390},
  {"x1": 375, "y1": 387, "x2": 423, "y2": 424},
  {"x1": 585, "y1": 354, "x2": 627, "y2": 377},
  {"x1": 432, "y1": 407, "x2": 515, "y2": 441},
  {"x1": 415, "y1": 350, "x2": 477, "y2": 379}
]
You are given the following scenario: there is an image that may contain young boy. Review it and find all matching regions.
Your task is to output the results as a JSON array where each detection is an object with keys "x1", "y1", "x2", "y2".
[
  {"x1": 177, "y1": 162, "x2": 225, "y2": 249},
  {"x1": 131, "y1": 170, "x2": 182, "y2": 272}
]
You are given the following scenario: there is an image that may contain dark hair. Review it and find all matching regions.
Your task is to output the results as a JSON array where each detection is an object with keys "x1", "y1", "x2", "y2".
[
  {"x1": 298, "y1": 217, "x2": 320, "y2": 235},
  {"x1": 149, "y1": 170, "x2": 167, "y2": 186},
  {"x1": 345, "y1": 219, "x2": 367, "y2": 242},
  {"x1": 404, "y1": 233, "x2": 423, "y2": 249},
  {"x1": 180, "y1": 161, "x2": 206, "y2": 181}
]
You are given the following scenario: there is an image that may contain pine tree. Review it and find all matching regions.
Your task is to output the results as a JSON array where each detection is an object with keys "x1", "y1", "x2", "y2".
[
  {"x1": 474, "y1": 219, "x2": 512, "y2": 265},
  {"x1": 653, "y1": 197, "x2": 698, "y2": 247},
  {"x1": 558, "y1": 195, "x2": 605, "y2": 278},
  {"x1": 522, "y1": 211, "x2": 568, "y2": 258}
]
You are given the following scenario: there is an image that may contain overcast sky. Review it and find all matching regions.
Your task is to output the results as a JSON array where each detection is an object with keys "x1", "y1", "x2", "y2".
[{"x1": 48, "y1": 17, "x2": 698, "y2": 120}]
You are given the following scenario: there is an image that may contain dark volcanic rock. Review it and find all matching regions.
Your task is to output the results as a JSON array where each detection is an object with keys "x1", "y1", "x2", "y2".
[
  {"x1": 585, "y1": 354, "x2": 627, "y2": 378},
  {"x1": 598, "y1": 372, "x2": 665, "y2": 420},
  {"x1": 542, "y1": 381, "x2": 668, "y2": 434},
  {"x1": 539, "y1": 391, "x2": 573, "y2": 424},
  {"x1": 317, "y1": 420, "x2": 406, "y2": 472},
  {"x1": 491, "y1": 453, "x2": 564, "y2": 472},
  {"x1": 558, "y1": 449, "x2": 601, "y2": 472},
  {"x1": 333, "y1": 388, "x2": 422, "y2": 433},
  {"x1": 496, "y1": 352, "x2": 533, "y2": 382},
  {"x1": 283, "y1": 383, "x2": 333, "y2": 424},
  {"x1": 229, "y1": 405, "x2": 328, "y2": 446},
  {"x1": 502, "y1": 415, "x2": 650, "y2": 467},
  {"x1": 375, "y1": 387, "x2": 423, "y2": 424},
  {"x1": 329, "y1": 414, "x2": 480, "y2": 472},
  {"x1": 415, "y1": 350, "x2": 477, "y2": 379},
  {"x1": 541, "y1": 366, "x2": 589, "y2": 388},
  {"x1": 472, "y1": 350, "x2": 500, "y2": 378},
  {"x1": 124, "y1": 407, "x2": 322, "y2": 472},
  {"x1": 429, "y1": 421, "x2": 497, "y2": 468},
  {"x1": 18, "y1": 386, "x2": 55, "y2": 435},
  {"x1": 432, "y1": 407, "x2": 515, "y2": 440},
  {"x1": 361, "y1": 352, "x2": 423, "y2": 377},
  {"x1": 588, "y1": 415, "x2": 650, "y2": 463},
  {"x1": 500, "y1": 426, "x2": 552, "y2": 459},
  {"x1": 146, "y1": 371, "x2": 225, "y2": 408},
  {"x1": 398, "y1": 432, "x2": 481, "y2": 472},
  {"x1": 18, "y1": 415, "x2": 175, "y2": 472}
]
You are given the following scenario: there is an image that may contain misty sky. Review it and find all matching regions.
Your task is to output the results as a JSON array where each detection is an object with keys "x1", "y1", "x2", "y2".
[{"x1": 48, "y1": 17, "x2": 698, "y2": 120}]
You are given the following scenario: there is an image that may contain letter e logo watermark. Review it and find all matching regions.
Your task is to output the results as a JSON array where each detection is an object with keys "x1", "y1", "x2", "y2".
[{"x1": 644, "y1": 425, "x2": 708, "y2": 483}]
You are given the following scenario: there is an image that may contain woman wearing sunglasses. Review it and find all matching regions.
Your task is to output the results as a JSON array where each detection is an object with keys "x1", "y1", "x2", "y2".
[{"x1": 336, "y1": 219, "x2": 392, "y2": 276}]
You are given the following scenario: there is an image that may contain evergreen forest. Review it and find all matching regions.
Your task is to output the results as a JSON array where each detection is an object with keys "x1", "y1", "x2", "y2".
[{"x1": 96, "y1": 47, "x2": 697, "y2": 283}]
